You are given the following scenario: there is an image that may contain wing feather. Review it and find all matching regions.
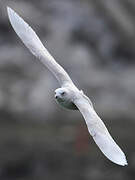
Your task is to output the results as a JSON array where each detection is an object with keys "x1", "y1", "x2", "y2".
[
  {"x1": 7, "y1": 7, "x2": 74, "y2": 87},
  {"x1": 74, "y1": 97, "x2": 127, "y2": 166}
]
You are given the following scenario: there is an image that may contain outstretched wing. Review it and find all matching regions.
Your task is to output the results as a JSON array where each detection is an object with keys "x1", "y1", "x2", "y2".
[
  {"x1": 74, "y1": 97, "x2": 127, "y2": 166},
  {"x1": 7, "y1": 7, "x2": 74, "y2": 87}
]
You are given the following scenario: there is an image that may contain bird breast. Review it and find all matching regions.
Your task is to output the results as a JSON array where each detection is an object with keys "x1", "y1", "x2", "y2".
[{"x1": 56, "y1": 98, "x2": 78, "y2": 110}]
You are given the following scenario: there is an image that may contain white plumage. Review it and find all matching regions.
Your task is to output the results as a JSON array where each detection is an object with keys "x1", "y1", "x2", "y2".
[{"x1": 7, "y1": 7, "x2": 128, "y2": 166}]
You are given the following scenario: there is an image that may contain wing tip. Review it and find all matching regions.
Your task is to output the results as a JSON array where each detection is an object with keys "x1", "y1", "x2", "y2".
[
  {"x1": 112, "y1": 152, "x2": 128, "y2": 166},
  {"x1": 118, "y1": 161, "x2": 128, "y2": 166},
  {"x1": 7, "y1": 6, "x2": 13, "y2": 17},
  {"x1": 7, "y1": 6, "x2": 16, "y2": 25},
  {"x1": 7, "y1": 6, "x2": 10, "y2": 12},
  {"x1": 118, "y1": 157, "x2": 128, "y2": 166}
]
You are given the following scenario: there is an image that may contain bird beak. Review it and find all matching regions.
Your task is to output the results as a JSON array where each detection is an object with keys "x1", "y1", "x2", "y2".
[{"x1": 55, "y1": 94, "x2": 58, "y2": 99}]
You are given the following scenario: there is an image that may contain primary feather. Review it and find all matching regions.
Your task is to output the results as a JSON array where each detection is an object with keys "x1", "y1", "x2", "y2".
[
  {"x1": 74, "y1": 97, "x2": 127, "y2": 166},
  {"x1": 7, "y1": 7, "x2": 73, "y2": 87}
]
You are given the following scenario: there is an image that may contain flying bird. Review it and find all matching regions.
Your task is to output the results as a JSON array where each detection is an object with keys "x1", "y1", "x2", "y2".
[{"x1": 7, "y1": 7, "x2": 127, "y2": 166}]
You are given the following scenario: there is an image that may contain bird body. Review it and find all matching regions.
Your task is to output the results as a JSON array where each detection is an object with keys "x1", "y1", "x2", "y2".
[{"x1": 7, "y1": 7, "x2": 127, "y2": 166}]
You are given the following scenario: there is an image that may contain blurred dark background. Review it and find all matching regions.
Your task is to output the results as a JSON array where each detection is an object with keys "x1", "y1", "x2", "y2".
[{"x1": 0, "y1": 0, "x2": 135, "y2": 179}]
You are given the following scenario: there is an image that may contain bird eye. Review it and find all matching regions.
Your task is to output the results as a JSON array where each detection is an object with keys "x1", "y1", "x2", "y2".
[{"x1": 61, "y1": 92, "x2": 65, "y2": 96}]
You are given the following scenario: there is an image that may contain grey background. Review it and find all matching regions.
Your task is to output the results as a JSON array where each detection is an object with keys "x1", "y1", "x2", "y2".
[{"x1": 0, "y1": 0, "x2": 135, "y2": 179}]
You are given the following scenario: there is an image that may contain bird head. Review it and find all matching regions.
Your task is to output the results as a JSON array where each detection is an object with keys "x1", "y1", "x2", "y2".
[{"x1": 54, "y1": 88, "x2": 69, "y2": 102}]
